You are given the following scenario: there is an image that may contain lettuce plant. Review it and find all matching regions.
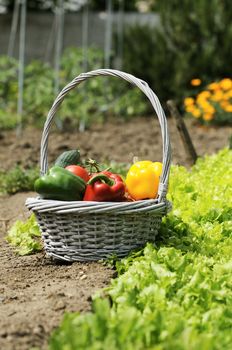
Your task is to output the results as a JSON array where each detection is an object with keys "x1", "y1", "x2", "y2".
[{"x1": 49, "y1": 148, "x2": 232, "y2": 350}]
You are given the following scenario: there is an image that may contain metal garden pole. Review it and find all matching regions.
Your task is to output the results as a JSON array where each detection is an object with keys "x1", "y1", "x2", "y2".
[
  {"x1": 44, "y1": 15, "x2": 56, "y2": 62},
  {"x1": 104, "y1": 0, "x2": 113, "y2": 68},
  {"x1": 54, "y1": 0, "x2": 65, "y2": 96},
  {"x1": 79, "y1": 0, "x2": 89, "y2": 132},
  {"x1": 102, "y1": 0, "x2": 113, "y2": 118},
  {"x1": 7, "y1": 0, "x2": 20, "y2": 57},
  {"x1": 16, "y1": 0, "x2": 27, "y2": 136},
  {"x1": 54, "y1": 0, "x2": 65, "y2": 129},
  {"x1": 116, "y1": 0, "x2": 124, "y2": 70},
  {"x1": 82, "y1": 0, "x2": 89, "y2": 72}
]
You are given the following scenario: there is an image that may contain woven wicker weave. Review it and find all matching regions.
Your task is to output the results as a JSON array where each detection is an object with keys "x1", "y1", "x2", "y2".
[{"x1": 26, "y1": 69, "x2": 172, "y2": 262}]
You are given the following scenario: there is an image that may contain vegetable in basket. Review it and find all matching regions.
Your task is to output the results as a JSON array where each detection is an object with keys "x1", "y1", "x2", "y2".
[
  {"x1": 125, "y1": 161, "x2": 162, "y2": 200},
  {"x1": 34, "y1": 166, "x2": 86, "y2": 201},
  {"x1": 55, "y1": 149, "x2": 81, "y2": 168},
  {"x1": 84, "y1": 171, "x2": 125, "y2": 201},
  {"x1": 65, "y1": 165, "x2": 90, "y2": 182}
]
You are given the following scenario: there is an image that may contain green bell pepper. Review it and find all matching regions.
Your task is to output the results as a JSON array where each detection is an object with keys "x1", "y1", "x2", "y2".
[{"x1": 34, "y1": 166, "x2": 86, "y2": 201}]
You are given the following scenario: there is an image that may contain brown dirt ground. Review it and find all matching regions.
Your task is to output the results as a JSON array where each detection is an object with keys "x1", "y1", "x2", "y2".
[
  {"x1": 0, "y1": 117, "x2": 231, "y2": 171},
  {"x1": 0, "y1": 117, "x2": 231, "y2": 350},
  {"x1": 0, "y1": 193, "x2": 113, "y2": 350},
  {"x1": 0, "y1": 193, "x2": 115, "y2": 350}
]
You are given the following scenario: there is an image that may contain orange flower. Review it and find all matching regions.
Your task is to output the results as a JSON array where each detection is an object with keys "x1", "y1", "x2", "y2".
[
  {"x1": 207, "y1": 82, "x2": 220, "y2": 90},
  {"x1": 220, "y1": 100, "x2": 230, "y2": 109},
  {"x1": 191, "y1": 78, "x2": 202, "y2": 87},
  {"x1": 186, "y1": 105, "x2": 195, "y2": 113},
  {"x1": 219, "y1": 78, "x2": 232, "y2": 90},
  {"x1": 203, "y1": 113, "x2": 214, "y2": 121},
  {"x1": 184, "y1": 97, "x2": 195, "y2": 106},
  {"x1": 211, "y1": 91, "x2": 224, "y2": 102},
  {"x1": 197, "y1": 91, "x2": 211, "y2": 101},
  {"x1": 192, "y1": 108, "x2": 201, "y2": 118},
  {"x1": 224, "y1": 104, "x2": 232, "y2": 112},
  {"x1": 224, "y1": 90, "x2": 232, "y2": 99},
  {"x1": 204, "y1": 105, "x2": 215, "y2": 114},
  {"x1": 188, "y1": 78, "x2": 232, "y2": 123},
  {"x1": 198, "y1": 101, "x2": 212, "y2": 110}
]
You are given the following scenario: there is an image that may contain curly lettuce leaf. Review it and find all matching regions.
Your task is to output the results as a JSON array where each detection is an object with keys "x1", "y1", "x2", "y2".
[{"x1": 6, "y1": 214, "x2": 42, "y2": 255}]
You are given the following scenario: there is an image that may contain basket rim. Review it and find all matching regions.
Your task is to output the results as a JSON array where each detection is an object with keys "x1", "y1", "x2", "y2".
[{"x1": 26, "y1": 196, "x2": 171, "y2": 215}]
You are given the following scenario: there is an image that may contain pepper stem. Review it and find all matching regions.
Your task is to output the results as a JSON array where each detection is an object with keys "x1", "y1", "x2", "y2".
[{"x1": 88, "y1": 174, "x2": 115, "y2": 186}]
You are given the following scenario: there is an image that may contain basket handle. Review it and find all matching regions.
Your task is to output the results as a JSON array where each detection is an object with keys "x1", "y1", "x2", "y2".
[{"x1": 40, "y1": 69, "x2": 171, "y2": 203}]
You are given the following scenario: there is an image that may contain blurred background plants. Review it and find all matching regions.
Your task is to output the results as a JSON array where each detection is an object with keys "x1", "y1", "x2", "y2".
[
  {"x1": 0, "y1": 47, "x2": 150, "y2": 130},
  {"x1": 122, "y1": 0, "x2": 232, "y2": 109},
  {"x1": 1, "y1": 0, "x2": 232, "y2": 130}
]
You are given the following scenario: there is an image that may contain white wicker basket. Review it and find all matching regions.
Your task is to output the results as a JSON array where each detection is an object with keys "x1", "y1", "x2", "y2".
[{"x1": 26, "y1": 69, "x2": 171, "y2": 262}]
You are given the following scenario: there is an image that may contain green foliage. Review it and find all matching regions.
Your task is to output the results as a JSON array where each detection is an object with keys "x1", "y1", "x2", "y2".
[
  {"x1": 60, "y1": 47, "x2": 104, "y2": 80},
  {"x1": 24, "y1": 60, "x2": 54, "y2": 125},
  {"x1": 59, "y1": 47, "x2": 108, "y2": 127},
  {"x1": 105, "y1": 161, "x2": 129, "y2": 178},
  {"x1": 6, "y1": 214, "x2": 42, "y2": 255},
  {"x1": 49, "y1": 148, "x2": 232, "y2": 349},
  {"x1": 0, "y1": 47, "x2": 150, "y2": 130},
  {"x1": 0, "y1": 110, "x2": 18, "y2": 129},
  {"x1": 123, "y1": 24, "x2": 176, "y2": 103},
  {"x1": 160, "y1": 148, "x2": 232, "y2": 258},
  {"x1": 0, "y1": 161, "x2": 128, "y2": 196},
  {"x1": 0, "y1": 55, "x2": 18, "y2": 112},
  {"x1": 0, "y1": 58, "x2": 54, "y2": 129},
  {"x1": 111, "y1": 88, "x2": 150, "y2": 120},
  {"x1": 0, "y1": 166, "x2": 39, "y2": 195},
  {"x1": 123, "y1": 0, "x2": 232, "y2": 105},
  {"x1": 59, "y1": 47, "x2": 150, "y2": 127}
]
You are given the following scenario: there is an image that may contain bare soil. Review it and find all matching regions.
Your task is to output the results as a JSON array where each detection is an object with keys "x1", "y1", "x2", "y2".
[
  {"x1": 0, "y1": 193, "x2": 115, "y2": 350},
  {"x1": 0, "y1": 117, "x2": 231, "y2": 171},
  {"x1": 0, "y1": 117, "x2": 231, "y2": 350}
]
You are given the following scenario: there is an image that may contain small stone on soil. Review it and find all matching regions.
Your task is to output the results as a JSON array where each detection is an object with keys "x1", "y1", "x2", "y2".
[{"x1": 53, "y1": 300, "x2": 66, "y2": 311}]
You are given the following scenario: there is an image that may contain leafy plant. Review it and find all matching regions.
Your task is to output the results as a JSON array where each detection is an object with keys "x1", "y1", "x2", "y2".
[
  {"x1": 122, "y1": 0, "x2": 232, "y2": 107},
  {"x1": 0, "y1": 57, "x2": 54, "y2": 128},
  {"x1": 49, "y1": 148, "x2": 232, "y2": 349},
  {"x1": 7, "y1": 214, "x2": 42, "y2": 255},
  {"x1": 111, "y1": 88, "x2": 150, "y2": 120},
  {"x1": 24, "y1": 60, "x2": 54, "y2": 125},
  {"x1": 104, "y1": 161, "x2": 129, "y2": 178},
  {"x1": 0, "y1": 48, "x2": 150, "y2": 130},
  {"x1": 0, "y1": 55, "x2": 18, "y2": 112},
  {"x1": 60, "y1": 46, "x2": 104, "y2": 81},
  {"x1": 59, "y1": 47, "x2": 150, "y2": 127},
  {"x1": 60, "y1": 47, "x2": 106, "y2": 127},
  {"x1": 123, "y1": 24, "x2": 176, "y2": 103},
  {"x1": 0, "y1": 110, "x2": 19, "y2": 130},
  {"x1": 0, "y1": 166, "x2": 39, "y2": 195}
]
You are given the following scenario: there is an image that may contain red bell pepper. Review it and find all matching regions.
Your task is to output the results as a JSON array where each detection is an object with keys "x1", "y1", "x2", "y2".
[{"x1": 83, "y1": 171, "x2": 125, "y2": 202}]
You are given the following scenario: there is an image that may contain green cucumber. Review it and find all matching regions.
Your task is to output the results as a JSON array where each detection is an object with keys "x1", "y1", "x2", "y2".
[{"x1": 55, "y1": 149, "x2": 81, "y2": 168}]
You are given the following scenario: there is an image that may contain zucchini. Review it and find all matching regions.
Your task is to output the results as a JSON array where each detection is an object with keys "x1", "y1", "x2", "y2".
[{"x1": 55, "y1": 149, "x2": 81, "y2": 168}]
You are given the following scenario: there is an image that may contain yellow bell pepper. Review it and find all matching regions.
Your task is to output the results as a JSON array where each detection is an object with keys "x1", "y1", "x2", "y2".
[{"x1": 125, "y1": 161, "x2": 162, "y2": 200}]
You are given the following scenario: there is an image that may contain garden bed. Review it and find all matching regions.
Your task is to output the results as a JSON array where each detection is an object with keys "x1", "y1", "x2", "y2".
[{"x1": 0, "y1": 116, "x2": 231, "y2": 350}]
